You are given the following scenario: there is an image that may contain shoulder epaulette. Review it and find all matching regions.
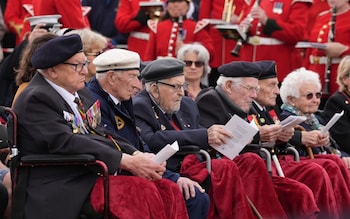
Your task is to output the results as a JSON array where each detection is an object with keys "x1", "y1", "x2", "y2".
[
  {"x1": 147, "y1": 20, "x2": 158, "y2": 33},
  {"x1": 194, "y1": 19, "x2": 210, "y2": 34}
]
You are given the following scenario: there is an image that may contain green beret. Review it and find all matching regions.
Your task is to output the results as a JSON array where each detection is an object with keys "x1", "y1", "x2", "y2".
[
  {"x1": 218, "y1": 61, "x2": 261, "y2": 78},
  {"x1": 141, "y1": 58, "x2": 185, "y2": 82},
  {"x1": 255, "y1": 60, "x2": 278, "y2": 80},
  {"x1": 31, "y1": 34, "x2": 83, "y2": 69}
]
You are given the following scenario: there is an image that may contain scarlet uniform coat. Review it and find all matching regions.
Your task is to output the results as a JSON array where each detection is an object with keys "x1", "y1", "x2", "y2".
[
  {"x1": 238, "y1": 0, "x2": 312, "y2": 82},
  {"x1": 4, "y1": 0, "x2": 33, "y2": 45},
  {"x1": 32, "y1": 0, "x2": 90, "y2": 29},
  {"x1": 304, "y1": 9, "x2": 350, "y2": 96},
  {"x1": 144, "y1": 18, "x2": 215, "y2": 61}
]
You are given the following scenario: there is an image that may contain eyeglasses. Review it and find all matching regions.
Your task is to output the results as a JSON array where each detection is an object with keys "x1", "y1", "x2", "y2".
[
  {"x1": 184, "y1": 60, "x2": 204, "y2": 68},
  {"x1": 240, "y1": 83, "x2": 260, "y2": 93},
  {"x1": 62, "y1": 60, "x2": 90, "y2": 73},
  {"x1": 302, "y1": 92, "x2": 322, "y2": 100},
  {"x1": 157, "y1": 81, "x2": 188, "y2": 92},
  {"x1": 85, "y1": 51, "x2": 104, "y2": 57}
]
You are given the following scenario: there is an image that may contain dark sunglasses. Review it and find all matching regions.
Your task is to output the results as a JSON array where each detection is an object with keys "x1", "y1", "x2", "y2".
[
  {"x1": 302, "y1": 92, "x2": 322, "y2": 100},
  {"x1": 184, "y1": 60, "x2": 204, "y2": 68}
]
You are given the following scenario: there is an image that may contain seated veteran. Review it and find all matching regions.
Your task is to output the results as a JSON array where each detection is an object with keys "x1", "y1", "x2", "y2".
[
  {"x1": 88, "y1": 48, "x2": 209, "y2": 219},
  {"x1": 195, "y1": 61, "x2": 319, "y2": 219},
  {"x1": 323, "y1": 56, "x2": 350, "y2": 156},
  {"x1": 279, "y1": 67, "x2": 350, "y2": 218},
  {"x1": 12, "y1": 34, "x2": 188, "y2": 219},
  {"x1": 251, "y1": 60, "x2": 339, "y2": 218},
  {"x1": 133, "y1": 58, "x2": 296, "y2": 219}
]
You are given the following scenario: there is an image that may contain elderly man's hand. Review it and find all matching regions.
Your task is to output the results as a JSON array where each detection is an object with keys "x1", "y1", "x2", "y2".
[
  {"x1": 120, "y1": 152, "x2": 165, "y2": 181},
  {"x1": 278, "y1": 127, "x2": 294, "y2": 142},
  {"x1": 207, "y1": 124, "x2": 233, "y2": 146},
  {"x1": 259, "y1": 124, "x2": 282, "y2": 142},
  {"x1": 177, "y1": 177, "x2": 205, "y2": 200}
]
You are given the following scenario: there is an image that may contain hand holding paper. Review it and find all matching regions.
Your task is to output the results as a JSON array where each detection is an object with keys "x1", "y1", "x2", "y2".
[{"x1": 153, "y1": 141, "x2": 179, "y2": 164}]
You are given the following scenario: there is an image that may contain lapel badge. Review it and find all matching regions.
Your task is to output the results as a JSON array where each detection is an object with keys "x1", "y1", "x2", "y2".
[
  {"x1": 161, "y1": 124, "x2": 166, "y2": 130},
  {"x1": 115, "y1": 115, "x2": 125, "y2": 130}
]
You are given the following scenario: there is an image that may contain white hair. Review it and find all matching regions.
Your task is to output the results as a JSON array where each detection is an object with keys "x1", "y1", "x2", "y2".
[{"x1": 279, "y1": 68, "x2": 321, "y2": 104}]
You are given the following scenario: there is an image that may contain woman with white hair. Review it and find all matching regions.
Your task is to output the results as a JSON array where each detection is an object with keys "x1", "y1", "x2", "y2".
[
  {"x1": 279, "y1": 67, "x2": 350, "y2": 218},
  {"x1": 177, "y1": 43, "x2": 211, "y2": 100}
]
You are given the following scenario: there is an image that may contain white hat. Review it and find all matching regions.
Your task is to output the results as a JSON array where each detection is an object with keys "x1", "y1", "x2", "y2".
[
  {"x1": 93, "y1": 49, "x2": 141, "y2": 73},
  {"x1": 26, "y1": 14, "x2": 62, "y2": 30}
]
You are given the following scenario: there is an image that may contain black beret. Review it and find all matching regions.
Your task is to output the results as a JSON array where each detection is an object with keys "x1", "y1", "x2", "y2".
[
  {"x1": 141, "y1": 58, "x2": 185, "y2": 82},
  {"x1": 255, "y1": 60, "x2": 277, "y2": 80},
  {"x1": 31, "y1": 34, "x2": 83, "y2": 69},
  {"x1": 218, "y1": 61, "x2": 261, "y2": 78}
]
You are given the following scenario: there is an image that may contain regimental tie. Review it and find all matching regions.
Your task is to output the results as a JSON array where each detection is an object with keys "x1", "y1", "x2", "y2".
[{"x1": 74, "y1": 97, "x2": 121, "y2": 151}]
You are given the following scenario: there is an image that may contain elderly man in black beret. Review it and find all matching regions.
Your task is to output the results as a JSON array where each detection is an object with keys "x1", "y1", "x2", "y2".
[
  {"x1": 12, "y1": 34, "x2": 188, "y2": 219},
  {"x1": 195, "y1": 61, "x2": 319, "y2": 218},
  {"x1": 134, "y1": 58, "x2": 268, "y2": 218}
]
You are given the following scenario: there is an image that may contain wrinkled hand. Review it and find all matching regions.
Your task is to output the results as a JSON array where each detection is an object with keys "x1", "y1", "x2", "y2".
[
  {"x1": 301, "y1": 130, "x2": 329, "y2": 147},
  {"x1": 278, "y1": 127, "x2": 294, "y2": 142},
  {"x1": 177, "y1": 177, "x2": 205, "y2": 200},
  {"x1": 207, "y1": 124, "x2": 233, "y2": 146},
  {"x1": 28, "y1": 23, "x2": 49, "y2": 42},
  {"x1": 120, "y1": 152, "x2": 165, "y2": 181},
  {"x1": 259, "y1": 124, "x2": 282, "y2": 142},
  {"x1": 325, "y1": 42, "x2": 348, "y2": 58}
]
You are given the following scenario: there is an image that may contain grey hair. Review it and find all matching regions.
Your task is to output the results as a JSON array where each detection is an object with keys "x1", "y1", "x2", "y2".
[
  {"x1": 177, "y1": 43, "x2": 211, "y2": 82},
  {"x1": 279, "y1": 67, "x2": 321, "y2": 104},
  {"x1": 216, "y1": 76, "x2": 242, "y2": 87},
  {"x1": 65, "y1": 28, "x2": 107, "y2": 52}
]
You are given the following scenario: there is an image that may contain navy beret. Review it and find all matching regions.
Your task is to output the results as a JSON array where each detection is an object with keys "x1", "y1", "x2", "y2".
[
  {"x1": 31, "y1": 34, "x2": 83, "y2": 69},
  {"x1": 255, "y1": 60, "x2": 277, "y2": 80},
  {"x1": 218, "y1": 61, "x2": 261, "y2": 78},
  {"x1": 141, "y1": 58, "x2": 185, "y2": 82}
]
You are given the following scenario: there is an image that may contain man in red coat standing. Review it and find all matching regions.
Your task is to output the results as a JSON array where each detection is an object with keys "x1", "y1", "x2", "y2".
[
  {"x1": 32, "y1": 0, "x2": 90, "y2": 29},
  {"x1": 237, "y1": 0, "x2": 312, "y2": 83},
  {"x1": 144, "y1": 0, "x2": 214, "y2": 61}
]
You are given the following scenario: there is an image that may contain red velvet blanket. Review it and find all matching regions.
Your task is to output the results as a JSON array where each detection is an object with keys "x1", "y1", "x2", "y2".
[
  {"x1": 91, "y1": 176, "x2": 188, "y2": 219},
  {"x1": 180, "y1": 154, "x2": 257, "y2": 219}
]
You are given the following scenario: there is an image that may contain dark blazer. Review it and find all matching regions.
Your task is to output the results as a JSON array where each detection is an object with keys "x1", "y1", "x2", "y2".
[
  {"x1": 12, "y1": 73, "x2": 137, "y2": 219},
  {"x1": 88, "y1": 78, "x2": 145, "y2": 150},
  {"x1": 323, "y1": 91, "x2": 350, "y2": 155},
  {"x1": 133, "y1": 89, "x2": 209, "y2": 172},
  {"x1": 195, "y1": 86, "x2": 248, "y2": 128}
]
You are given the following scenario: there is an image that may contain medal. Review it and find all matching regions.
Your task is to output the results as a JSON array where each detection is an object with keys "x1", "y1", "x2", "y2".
[{"x1": 273, "y1": 2, "x2": 283, "y2": 14}]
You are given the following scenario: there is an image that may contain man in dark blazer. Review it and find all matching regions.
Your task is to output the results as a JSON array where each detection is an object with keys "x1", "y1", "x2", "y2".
[
  {"x1": 12, "y1": 34, "x2": 188, "y2": 219},
  {"x1": 88, "y1": 48, "x2": 210, "y2": 219},
  {"x1": 133, "y1": 58, "x2": 266, "y2": 219},
  {"x1": 195, "y1": 61, "x2": 319, "y2": 218}
]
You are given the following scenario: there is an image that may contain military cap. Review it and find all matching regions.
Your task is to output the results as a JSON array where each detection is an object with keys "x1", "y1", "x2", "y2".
[
  {"x1": 218, "y1": 61, "x2": 261, "y2": 78},
  {"x1": 31, "y1": 34, "x2": 83, "y2": 69},
  {"x1": 141, "y1": 58, "x2": 185, "y2": 82},
  {"x1": 26, "y1": 14, "x2": 62, "y2": 30},
  {"x1": 93, "y1": 49, "x2": 140, "y2": 73},
  {"x1": 255, "y1": 60, "x2": 277, "y2": 80}
]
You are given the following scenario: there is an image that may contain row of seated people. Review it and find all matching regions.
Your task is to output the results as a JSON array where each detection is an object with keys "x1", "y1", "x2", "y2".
[{"x1": 1, "y1": 31, "x2": 350, "y2": 218}]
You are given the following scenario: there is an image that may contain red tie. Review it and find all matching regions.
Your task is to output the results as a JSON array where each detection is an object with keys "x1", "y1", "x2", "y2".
[{"x1": 170, "y1": 116, "x2": 181, "y2": 131}]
